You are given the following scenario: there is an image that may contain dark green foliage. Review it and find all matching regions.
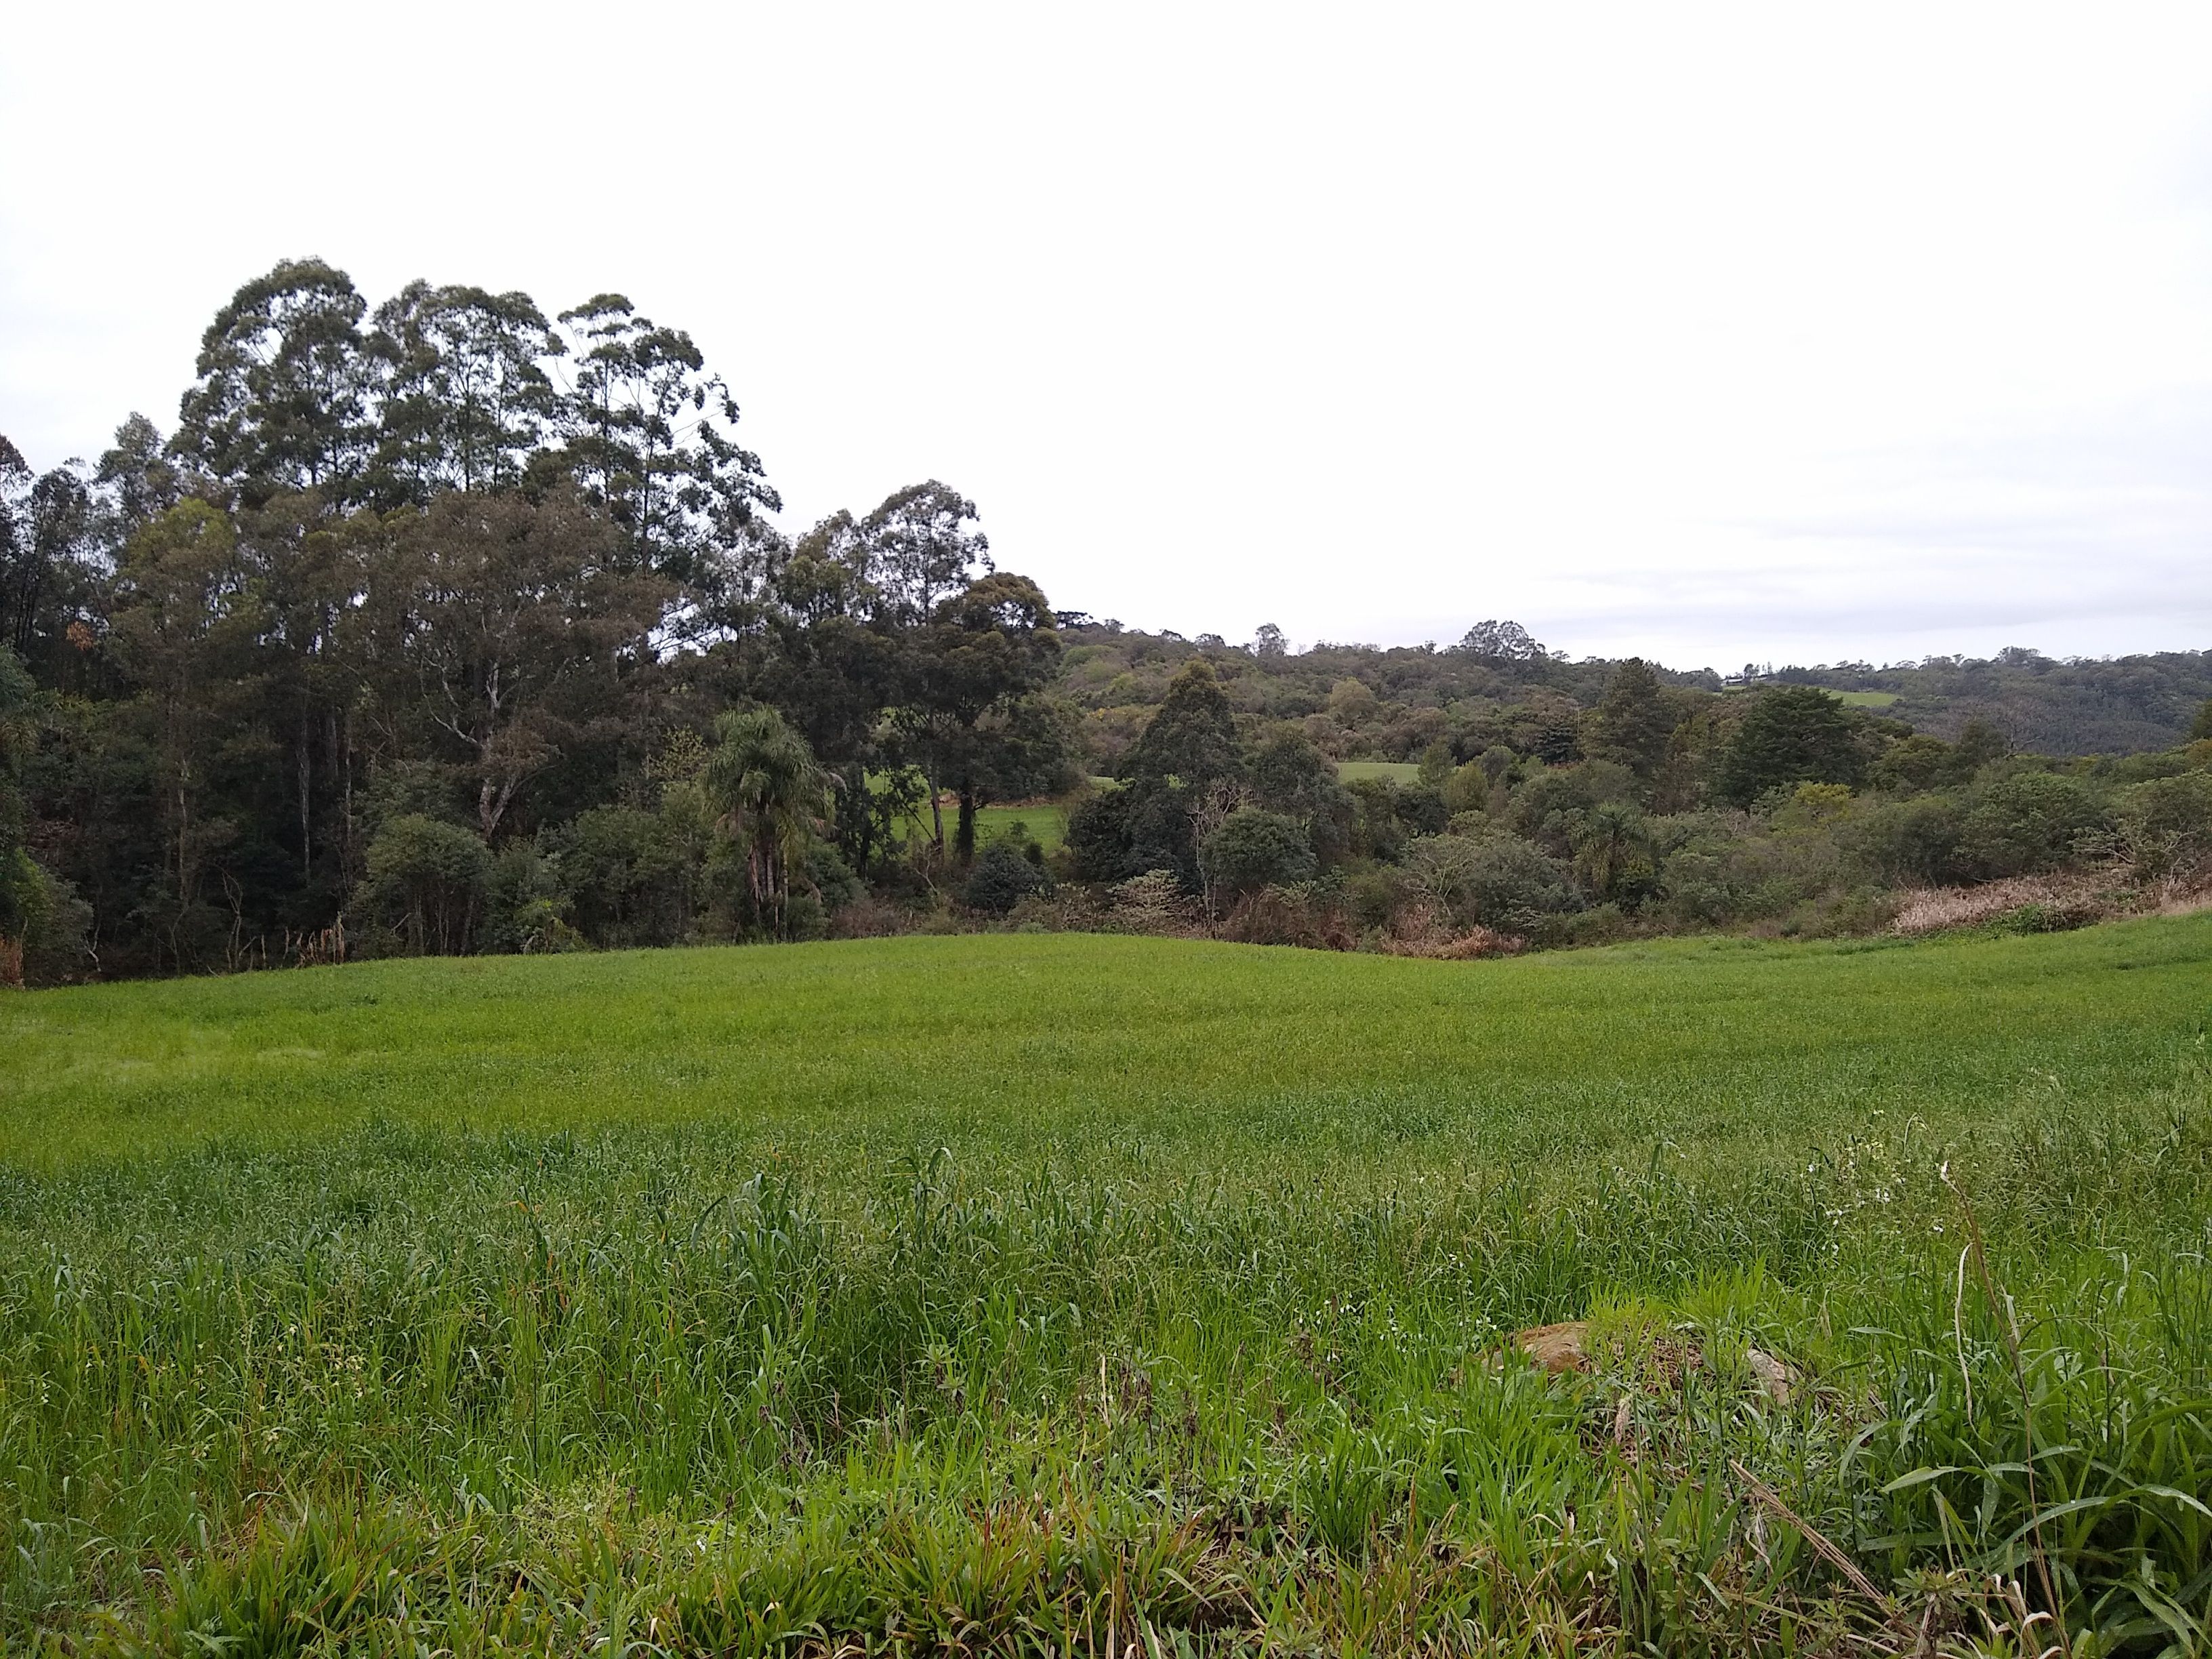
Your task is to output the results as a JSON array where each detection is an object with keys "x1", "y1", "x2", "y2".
[
  {"x1": 1841, "y1": 794, "x2": 1969, "y2": 884},
  {"x1": 964, "y1": 838, "x2": 1046, "y2": 913},
  {"x1": 2193, "y1": 697, "x2": 2212, "y2": 741},
  {"x1": 1118, "y1": 657, "x2": 1241, "y2": 789},
  {"x1": 14, "y1": 255, "x2": 2212, "y2": 983},
  {"x1": 553, "y1": 293, "x2": 779, "y2": 582},
  {"x1": 896, "y1": 571, "x2": 1069, "y2": 863},
  {"x1": 1716, "y1": 687, "x2": 1866, "y2": 804},
  {"x1": 173, "y1": 258, "x2": 379, "y2": 506},
  {"x1": 1199, "y1": 808, "x2": 1317, "y2": 900},
  {"x1": 1955, "y1": 771, "x2": 2106, "y2": 878},
  {"x1": 1247, "y1": 730, "x2": 1353, "y2": 863},
  {"x1": 1409, "y1": 831, "x2": 1581, "y2": 931},
  {"x1": 0, "y1": 647, "x2": 41, "y2": 953},
  {"x1": 369, "y1": 281, "x2": 562, "y2": 500},
  {"x1": 357, "y1": 814, "x2": 492, "y2": 954},
  {"x1": 1586, "y1": 657, "x2": 1675, "y2": 779},
  {"x1": 1065, "y1": 787, "x2": 1138, "y2": 882},
  {"x1": 2110, "y1": 770, "x2": 2212, "y2": 878},
  {"x1": 1949, "y1": 714, "x2": 2009, "y2": 776}
]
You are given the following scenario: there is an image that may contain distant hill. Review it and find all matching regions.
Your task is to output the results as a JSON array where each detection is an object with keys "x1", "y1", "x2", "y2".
[
  {"x1": 1755, "y1": 648, "x2": 2212, "y2": 755},
  {"x1": 1053, "y1": 624, "x2": 2212, "y2": 760}
]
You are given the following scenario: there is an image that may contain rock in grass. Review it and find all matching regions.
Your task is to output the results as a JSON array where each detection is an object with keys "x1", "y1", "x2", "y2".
[
  {"x1": 1514, "y1": 1320, "x2": 1590, "y2": 1373},
  {"x1": 1746, "y1": 1347, "x2": 1794, "y2": 1404}
]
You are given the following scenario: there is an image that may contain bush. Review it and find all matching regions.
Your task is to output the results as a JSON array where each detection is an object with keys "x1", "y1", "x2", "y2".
[
  {"x1": 1200, "y1": 810, "x2": 1316, "y2": 901},
  {"x1": 19, "y1": 868, "x2": 91, "y2": 986},
  {"x1": 2109, "y1": 771, "x2": 2212, "y2": 880},
  {"x1": 1843, "y1": 795, "x2": 1966, "y2": 885},
  {"x1": 965, "y1": 840, "x2": 1046, "y2": 914},
  {"x1": 1715, "y1": 687, "x2": 1866, "y2": 804},
  {"x1": 1408, "y1": 832, "x2": 1580, "y2": 935},
  {"x1": 1955, "y1": 771, "x2": 2105, "y2": 878},
  {"x1": 1065, "y1": 787, "x2": 1137, "y2": 882},
  {"x1": 357, "y1": 815, "x2": 493, "y2": 956},
  {"x1": 482, "y1": 840, "x2": 580, "y2": 955},
  {"x1": 1221, "y1": 884, "x2": 1353, "y2": 949}
]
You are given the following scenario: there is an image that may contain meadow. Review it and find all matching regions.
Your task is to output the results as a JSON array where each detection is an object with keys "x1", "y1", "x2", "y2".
[{"x1": 3, "y1": 920, "x2": 2210, "y2": 1654}]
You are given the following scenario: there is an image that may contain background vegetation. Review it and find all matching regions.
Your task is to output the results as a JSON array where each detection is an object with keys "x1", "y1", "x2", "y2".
[{"x1": 5, "y1": 260, "x2": 2212, "y2": 986}]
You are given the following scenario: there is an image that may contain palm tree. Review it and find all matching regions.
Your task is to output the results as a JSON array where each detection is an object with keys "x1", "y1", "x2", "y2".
[
  {"x1": 1571, "y1": 800, "x2": 1649, "y2": 901},
  {"x1": 700, "y1": 708, "x2": 832, "y2": 938}
]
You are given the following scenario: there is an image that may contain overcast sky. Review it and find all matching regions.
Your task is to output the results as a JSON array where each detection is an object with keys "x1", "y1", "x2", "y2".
[{"x1": 5, "y1": 4, "x2": 2210, "y2": 672}]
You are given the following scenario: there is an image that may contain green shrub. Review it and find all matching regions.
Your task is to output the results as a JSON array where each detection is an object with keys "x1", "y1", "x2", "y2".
[
  {"x1": 356, "y1": 815, "x2": 493, "y2": 956},
  {"x1": 966, "y1": 840, "x2": 1046, "y2": 914},
  {"x1": 1200, "y1": 809, "x2": 1316, "y2": 901},
  {"x1": 1409, "y1": 832, "x2": 1580, "y2": 934}
]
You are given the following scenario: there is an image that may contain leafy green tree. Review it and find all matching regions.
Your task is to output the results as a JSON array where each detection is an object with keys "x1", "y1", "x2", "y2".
[
  {"x1": 700, "y1": 707, "x2": 832, "y2": 939},
  {"x1": 964, "y1": 838, "x2": 1045, "y2": 914},
  {"x1": 1120, "y1": 657, "x2": 1240, "y2": 790},
  {"x1": 1946, "y1": 716, "x2": 2009, "y2": 781},
  {"x1": 370, "y1": 283, "x2": 561, "y2": 499},
  {"x1": 1065, "y1": 786, "x2": 1138, "y2": 882},
  {"x1": 106, "y1": 501, "x2": 272, "y2": 966},
  {"x1": 895, "y1": 573, "x2": 1066, "y2": 861},
  {"x1": 1456, "y1": 619, "x2": 1547, "y2": 661},
  {"x1": 1716, "y1": 687, "x2": 1865, "y2": 805},
  {"x1": 1408, "y1": 832, "x2": 1580, "y2": 934},
  {"x1": 1868, "y1": 732, "x2": 1953, "y2": 794},
  {"x1": 2192, "y1": 699, "x2": 2212, "y2": 742},
  {"x1": 0, "y1": 436, "x2": 94, "y2": 665},
  {"x1": 343, "y1": 489, "x2": 670, "y2": 838},
  {"x1": 553, "y1": 295, "x2": 778, "y2": 584},
  {"x1": 1200, "y1": 809, "x2": 1315, "y2": 902},
  {"x1": 1586, "y1": 657, "x2": 1674, "y2": 780},
  {"x1": 1570, "y1": 800, "x2": 1652, "y2": 900},
  {"x1": 1247, "y1": 730, "x2": 1352, "y2": 864},
  {"x1": 360, "y1": 813, "x2": 492, "y2": 954},
  {"x1": 0, "y1": 647, "x2": 45, "y2": 979},
  {"x1": 92, "y1": 415, "x2": 185, "y2": 550},
  {"x1": 863, "y1": 481, "x2": 992, "y2": 624},
  {"x1": 172, "y1": 259, "x2": 379, "y2": 507}
]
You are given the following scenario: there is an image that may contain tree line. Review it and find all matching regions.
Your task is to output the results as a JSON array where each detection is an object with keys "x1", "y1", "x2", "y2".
[
  {"x1": 1047, "y1": 648, "x2": 2212, "y2": 953},
  {"x1": 1, "y1": 261, "x2": 1073, "y2": 981},
  {"x1": 5, "y1": 259, "x2": 2211, "y2": 985}
]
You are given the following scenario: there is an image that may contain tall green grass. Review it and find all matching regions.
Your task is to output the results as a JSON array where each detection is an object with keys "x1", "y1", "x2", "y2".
[{"x1": 3, "y1": 921, "x2": 2210, "y2": 1652}]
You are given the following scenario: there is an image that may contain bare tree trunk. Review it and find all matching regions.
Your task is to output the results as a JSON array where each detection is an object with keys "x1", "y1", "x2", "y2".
[
  {"x1": 298, "y1": 704, "x2": 312, "y2": 885},
  {"x1": 956, "y1": 783, "x2": 978, "y2": 867}
]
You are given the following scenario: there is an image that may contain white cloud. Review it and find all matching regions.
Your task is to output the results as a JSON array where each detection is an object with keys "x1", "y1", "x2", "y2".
[{"x1": 4, "y1": 2, "x2": 2209, "y2": 670}]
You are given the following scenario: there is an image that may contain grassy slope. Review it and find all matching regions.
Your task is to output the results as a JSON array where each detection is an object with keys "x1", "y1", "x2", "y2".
[
  {"x1": 4, "y1": 918, "x2": 2207, "y2": 1169},
  {"x1": 4, "y1": 922, "x2": 2211, "y2": 1652},
  {"x1": 971, "y1": 800, "x2": 1068, "y2": 851},
  {"x1": 1338, "y1": 758, "x2": 1422, "y2": 783}
]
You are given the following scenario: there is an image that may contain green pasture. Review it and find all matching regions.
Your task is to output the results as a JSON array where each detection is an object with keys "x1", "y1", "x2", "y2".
[
  {"x1": 1337, "y1": 758, "x2": 1422, "y2": 783},
  {"x1": 6, "y1": 920, "x2": 2207, "y2": 1170},
  {"x1": 1832, "y1": 689, "x2": 1901, "y2": 708},
  {"x1": 3, "y1": 920, "x2": 2211, "y2": 1652},
  {"x1": 973, "y1": 800, "x2": 1067, "y2": 852}
]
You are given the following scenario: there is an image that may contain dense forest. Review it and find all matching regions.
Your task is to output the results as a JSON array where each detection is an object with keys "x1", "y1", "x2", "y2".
[{"x1": 3, "y1": 260, "x2": 2210, "y2": 985}]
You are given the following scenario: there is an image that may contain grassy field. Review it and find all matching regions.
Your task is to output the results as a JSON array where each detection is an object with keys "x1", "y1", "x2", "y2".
[
  {"x1": 1832, "y1": 690, "x2": 1902, "y2": 708},
  {"x1": 973, "y1": 802, "x2": 1069, "y2": 853},
  {"x1": 1338, "y1": 759, "x2": 1423, "y2": 784},
  {"x1": 3, "y1": 921, "x2": 2211, "y2": 1652}
]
